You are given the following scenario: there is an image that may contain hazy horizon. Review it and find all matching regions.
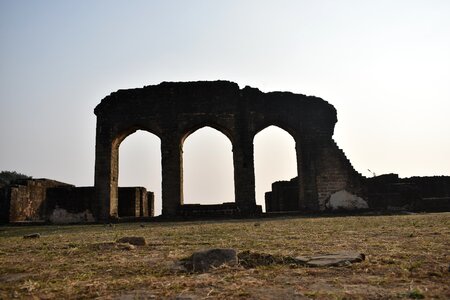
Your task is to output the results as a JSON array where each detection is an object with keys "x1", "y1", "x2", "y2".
[{"x1": 1, "y1": 1, "x2": 449, "y2": 214}]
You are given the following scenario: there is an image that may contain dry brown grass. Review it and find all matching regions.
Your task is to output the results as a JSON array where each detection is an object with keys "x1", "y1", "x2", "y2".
[{"x1": 0, "y1": 213, "x2": 449, "y2": 299}]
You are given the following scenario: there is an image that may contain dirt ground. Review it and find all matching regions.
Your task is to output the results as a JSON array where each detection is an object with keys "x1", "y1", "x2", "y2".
[{"x1": 0, "y1": 213, "x2": 449, "y2": 299}]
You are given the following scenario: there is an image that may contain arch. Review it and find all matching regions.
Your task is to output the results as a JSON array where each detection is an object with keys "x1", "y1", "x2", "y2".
[
  {"x1": 114, "y1": 129, "x2": 161, "y2": 217},
  {"x1": 182, "y1": 126, "x2": 235, "y2": 205},
  {"x1": 253, "y1": 122, "x2": 298, "y2": 142},
  {"x1": 113, "y1": 125, "x2": 161, "y2": 149},
  {"x1": 253, "y1": 125, "x2": 298, "y2": 212},
  {"x1": 181, "y1": 122, "x2": 234, "y2": 145}
]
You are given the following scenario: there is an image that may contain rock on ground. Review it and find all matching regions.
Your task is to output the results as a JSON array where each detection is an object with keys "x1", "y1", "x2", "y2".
[
  {"x1": 23, "y1": 233, "x2": 40, "y2": 239},
  {"x1": 189, "y1": 248, "x2": 238, "y2": 272},
  {"x1": 91, "y1": 242, "x2": 136, "y2": 251},
  {"x1": 237, "y1": 250, "x2": 285, "y2": 268},
  {"x1": 295, "y1": 251, "x2": 365, "y2": 267},
  {"x1": 116, "y1": 243, "x2": 136, "y2": 251},
  {"x1": 238, "y1": 250, "x2": 365, "y2": 268},
  {"x1": 181, "y1": 249, "x2": 364, "y2": 272},
  {"x1": 116, "y1": 236, "x2": 146, "y2": 246},
  {"x1": 326, "y1": 190, "x2": 369, "y2": 210}
]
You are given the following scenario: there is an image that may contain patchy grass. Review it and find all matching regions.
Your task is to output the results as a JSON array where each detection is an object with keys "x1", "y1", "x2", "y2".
[{"x1": 0, "y1": 213, "x2": 449, "y2": 299}]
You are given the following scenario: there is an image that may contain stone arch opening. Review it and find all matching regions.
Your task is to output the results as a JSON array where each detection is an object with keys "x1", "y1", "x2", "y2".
[
  {"x1": 116, "y1": 129, "x2": 161, "y2": 217},
  {"x1": 181, "y1": 122, "x2": 234, "y2": 145},
  {"x1": 182, "y1": 126, "x2": 235, "y2": 205},
  {"x1": 254, "y1": 125, "x2": 298, "y2": 212}
]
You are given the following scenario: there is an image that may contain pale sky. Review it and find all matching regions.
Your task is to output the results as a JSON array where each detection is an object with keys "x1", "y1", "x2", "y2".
[{"x1": 1, "y1": 1, "x2": 449, "y2": 214}]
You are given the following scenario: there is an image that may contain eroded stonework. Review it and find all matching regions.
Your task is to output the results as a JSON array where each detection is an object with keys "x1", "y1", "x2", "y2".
[
  {"x1": 0, "y1": 180, "x2": 154, "y2": 223},
  {"x1": 94, "y1": 81, "x2": 364, "y2": 220}
]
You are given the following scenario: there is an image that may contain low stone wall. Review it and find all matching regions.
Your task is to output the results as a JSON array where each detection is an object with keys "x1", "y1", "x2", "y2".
[
  {"x1": 0, "y1": 187, "x2": 10, "y2": 223},
  {"x1": 5, "y1": 179, "x2": 73, "y2": 222},
  {"x1": 266, "y1": 174, "x2": 450, "y2": 212},
  {"x1": 177, "y1": 203, "x2": 246, "y2": 217},
  {"x1": 415, "y1": 197, "x2": 450, "y2": 212},
  {"x1": 265, "y1": 178, "x2": 299, "y2": 212},
  {"x1": 408, "y1": 176, "x2": 450, "y2": 197},
  {"x1": 147, "y1": 192, "x2": 154, "y2": 217},
  {"x1": 118, "y1": 187, "x2": 149, "y2": 217},
  {"x1": 45, "y1": 186, "x2": 96, "y2": 223},
  {"x1": 366, "y1": 174, "x2": 450, "y2": 211},
  {"x1": 1, "y1": 179, "x2": 155, "y2": 223}
]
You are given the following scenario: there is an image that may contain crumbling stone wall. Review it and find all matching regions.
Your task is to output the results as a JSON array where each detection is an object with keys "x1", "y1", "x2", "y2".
[
  {"x1": 118, "y1": 187, "x2": 150, "y2": 217},
  {"x1": 0, "y1": 187, "x2": 10, "y2": 223},
  {"x1": 118, "y1": 187, "x2": 140, "y2": 217},
  {"x1": 267, "y1": 174, "x2": 450, "y2": 212},
  {"x1": 45, "y1": 186, "x2": 96, "y2": 223},
  {"x1": 178, "y1": 203, "x2": 243, "y2": 217},
  {"x1": 94, "y1": 81, "x2": 364, "y2": 220},
  {"x1": 147, "y1": 191, "x2": 154, "y2": 217},
  {"x1": 315, "y1": 141, "x2": 365, "y2": 209},
  {"x1": 265, "y1": 178, "x2": 299, "y2": 212},
  {"x1": 6, "y1": 179, "x2": 72, "y2": 222},
  {"x1": 366, "y1": 174, "x2": 450, "y2": 211},
  {"x1": 1, "y1": 179, "x2": 154, "y2": 223},
  {"x1": 408, "y1": 176, "x2": 450, "y2": 197}
]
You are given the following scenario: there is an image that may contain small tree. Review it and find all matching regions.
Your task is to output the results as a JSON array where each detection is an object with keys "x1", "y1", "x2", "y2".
[{"x1": 0, "y1": 171, "x2": 31, "y2": 186}]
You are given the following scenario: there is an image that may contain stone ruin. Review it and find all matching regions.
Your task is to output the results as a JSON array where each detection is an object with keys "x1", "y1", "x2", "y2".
[
  {"x1": 0, "y1": 178, "x2": 154, "y2": 223},
  {"x1": 265, "y1": 175, "x2": 450, "y2": 213},
  {"x1": 93, "y1": 80, "x2": 364, "y2": 221},
  {"x1": 0, "y1": 80, "x2": 448, "y2": 223}
]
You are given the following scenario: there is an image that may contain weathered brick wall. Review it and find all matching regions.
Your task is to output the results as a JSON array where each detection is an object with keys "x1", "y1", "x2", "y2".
[
  {"x1": 408, "y1": 176, "x2": 450, "y2": 197},
  {"x1": 118, "y1": 187, "x2": 147, "y2": 217},
  {"x1": 265, "y1": 179, "x2": 299, "y2": 212},
  {"x1": 266, "y1": 173, "x2": 450, "y2": 213},
  {"x1": 264, "y1": 192, "x2": 273, "y2": 212},
  {"x1": 7, "y1": 179, "x2": 72, "y2": 222},
  {"x1": 314, "y1": 140, "x2": 365, "y2": 209},
  {"x1": 45, "y1": 186, "x2": 96, "y2": 219},
  {"x1": 47, "y1": 186, "x2": 151, "y2": 220},
  {"x1": 147, "y1": 191, "x2": 154, "y2": 217},
  {"x1": 8, "y1": 185, "x2": 34, "y2": 221},
  {"x1": 3, "y1": 181, "x2": 154, "y2": 223},
  {"x1": 366, "y1": 174, "x2": 450, "y2": 211},
  {"x1": 0, "y1": 187, "x2": 9, "y2": 223},
  {"x1": 45, "y1": 186, "x2": 152, "y2": 221},
  {"x1": 177, "y1": 203, "x2": 241, "y2": 217}
]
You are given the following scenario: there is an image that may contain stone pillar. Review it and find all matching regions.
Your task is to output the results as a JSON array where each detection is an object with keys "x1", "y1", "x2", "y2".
[
  {"x1": 161, "y1": 134, "x2": 182, "y2": 216},
  {"x1": 147, "y1": 192, "x2": 155, "y2": 217},
  {"x1": 295, "y1": 139, "x2": 306, "y2": 210},
  {"x1": 233, "y1": 138, "x2": 257, "y2": 213},
  {"x1": 298, "y1": 136, "x2": 319, "y2": 210},
  {"x1": 140, "y1": 188, "x2": 149, "y2": 217},
  {"x1": 94, "y1": 124, "x2": 119, "y2": 221}
]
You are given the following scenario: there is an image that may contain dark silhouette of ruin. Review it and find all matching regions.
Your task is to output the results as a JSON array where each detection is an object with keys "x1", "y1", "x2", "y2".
[
  {"x1": 1, "y1": 81, "x2": 448, "y2": 224},
  {"x1": 94, "y1": 81, "x2": 364, "y2": 220}
]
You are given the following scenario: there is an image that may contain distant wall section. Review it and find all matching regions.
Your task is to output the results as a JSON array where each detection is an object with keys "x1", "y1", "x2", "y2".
[
  {"x1": 0, "y1": 179, "x2": 154, "y2": 223},
  {"x1": 266, "y1": 174, "x2": 450, "y2": 212}
]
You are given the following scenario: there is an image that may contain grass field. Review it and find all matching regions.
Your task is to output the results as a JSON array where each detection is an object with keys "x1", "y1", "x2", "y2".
[{"x1": 0, "y1": 213, "x2": 449, "y2": 299}]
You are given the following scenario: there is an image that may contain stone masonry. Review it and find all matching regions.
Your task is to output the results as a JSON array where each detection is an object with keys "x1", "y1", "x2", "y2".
[
  {"x1": 94, "y1": 81, "x2": 365, "y2": 220},
  {"x1": 0, "y1": 179, "x2": 154, "y2": 223},
  {"x1": 1, "y1": 179, "x2": 72, "y2": 222},
  {"x1": 266, "y1": 174, "x2": 450, "y2": 212}
]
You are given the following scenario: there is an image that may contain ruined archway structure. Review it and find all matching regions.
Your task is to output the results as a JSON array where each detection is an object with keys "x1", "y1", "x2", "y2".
[{"x1": 94, "y1": 81, "x2": 364, "y2": 220}]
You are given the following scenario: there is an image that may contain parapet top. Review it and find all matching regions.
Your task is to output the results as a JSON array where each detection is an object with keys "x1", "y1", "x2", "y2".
[{"x1": 94, "y1": 80, "x2": 334, "y2": 115}]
